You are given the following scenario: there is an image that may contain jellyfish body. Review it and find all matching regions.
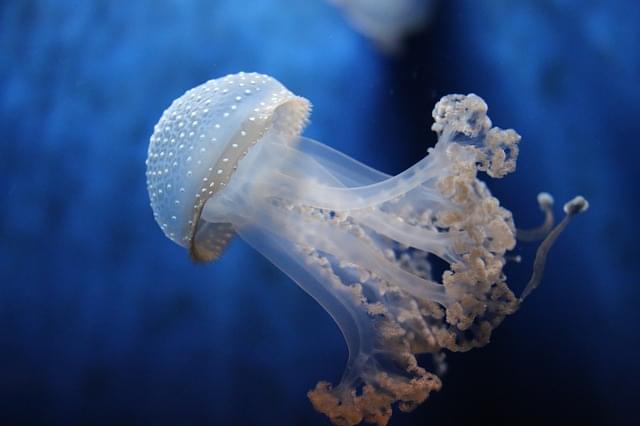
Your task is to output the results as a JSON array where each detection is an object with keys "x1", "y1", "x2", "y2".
[
  {"x1": 329, "y1": 0, "x2": 433, "y2": 52},
  {"x1": 146, "y1": 72, "x2": 587, "y2": 426}
]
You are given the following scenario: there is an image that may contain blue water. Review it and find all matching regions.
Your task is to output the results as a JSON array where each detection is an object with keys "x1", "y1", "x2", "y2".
[{"x1": 1, "y1": 1, "x2": 638, "y2": 425}]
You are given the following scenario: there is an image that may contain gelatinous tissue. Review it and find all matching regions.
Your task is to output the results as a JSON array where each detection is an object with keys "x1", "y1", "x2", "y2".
[
  {"x1": 146, "y1": 72, "x2": 588, "y2": 425},
  {"x1": 329, "y1": 0, "x2": 433, "y2": 52}
]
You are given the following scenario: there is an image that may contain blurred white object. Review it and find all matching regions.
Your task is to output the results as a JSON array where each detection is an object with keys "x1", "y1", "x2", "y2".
[{"x1": 330, "y1": 0, "x2": 433, "y2": 52}]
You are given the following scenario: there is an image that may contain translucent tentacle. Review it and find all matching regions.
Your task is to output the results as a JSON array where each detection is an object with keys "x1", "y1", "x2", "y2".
[
  {"x1": 519, "y1": 196, "x2": 589, "y2": 302},
  {"x1": 353, "y1": 211, "x2": 460, "y2": 263},
  {"x1": 267, "y1": 150, "x2": 447, "y2": 211},
  {"x1": 516, "y1": 192, "x2": 555, "y2": 241},
  {"x1": 261, "y1": 202, "x2": 452, "y2": 306}
]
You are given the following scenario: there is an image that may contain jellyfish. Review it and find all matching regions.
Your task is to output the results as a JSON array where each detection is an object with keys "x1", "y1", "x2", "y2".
[
  {"x1": 329, "y1": 0, "x2": 433, "y2": 52},
  {"x1": 145, "y1": 72, "x2": 588, "y2": 426}
]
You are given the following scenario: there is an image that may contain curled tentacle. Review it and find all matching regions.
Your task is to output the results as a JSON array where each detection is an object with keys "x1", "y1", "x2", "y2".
[
  {"x1": 519, "y1": 196, "x2": 589, "y2": 302},
  {"x1": 517, "y1": 192, "x2": 556, "y2": 241}
]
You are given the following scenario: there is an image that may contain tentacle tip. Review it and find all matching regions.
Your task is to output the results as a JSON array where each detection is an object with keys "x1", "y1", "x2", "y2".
[
  {"x1": 507, "y1": 254, "x2": 522, "y2": 263},
  {"x1": 563, "y1": 196, "x2": 589, "y2": 216},
  {"x1": 537, "y1": 192, "x2": 554, "y2": 209}
]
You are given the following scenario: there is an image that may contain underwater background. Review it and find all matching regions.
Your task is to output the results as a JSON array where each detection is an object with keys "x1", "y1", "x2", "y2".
[{"x1": 1, "y1": 0, "x2": 639, "y2": 425}]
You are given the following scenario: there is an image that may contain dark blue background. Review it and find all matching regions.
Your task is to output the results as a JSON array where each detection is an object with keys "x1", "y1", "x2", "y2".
[{"x1": 1, "y1": 1, "x2": 638, "y2": 425}]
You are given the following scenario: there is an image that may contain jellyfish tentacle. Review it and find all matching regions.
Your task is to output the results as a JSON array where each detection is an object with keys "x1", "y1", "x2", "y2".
[
  {"x1": 261, "y1": 201, "x2": 451, "y2": 306},
  {"x1": 237, "y1": 216, "x2": 442, "y2": 426},
  {"x1": 264, "y1": 146, "x2": 448, "y2": 211},
  {"x1": 294, "y1": 136, "x2": 390, "y2": 185},
  {"x1": 353, "y1": 211, "x2": 460, "y2": 263},
  {"x1": 243, "y1": 226, "x2": 369, "y2": 356},
  {"x1": 240, "y1": 136, "x2": 461, "y2": 263},
  {"x1": 269, "y1": 137, "x2": 462, "y2": 262},
  {"x1": 516, "y1": 192, "x2": 556, "y2": 241},
  {"x1": 519, "y1": 196, "x2": 589, "y2": 302}
]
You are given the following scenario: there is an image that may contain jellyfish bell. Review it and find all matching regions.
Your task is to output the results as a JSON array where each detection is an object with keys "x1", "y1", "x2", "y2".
[
  {"x1": 146, "y1": 72, "x2": 588, "y2": 426},
  {"x1": 329, "y1": 0, "x2": 434, "y2": 53},
  {"x1": 146, "y1": 72, "x2": 310, "y2": 261}
]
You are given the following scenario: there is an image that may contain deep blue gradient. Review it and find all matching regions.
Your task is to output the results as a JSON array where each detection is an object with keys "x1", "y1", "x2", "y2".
[{"x1": 1, "y1": 1, "x2": 638, "y2": 425}]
